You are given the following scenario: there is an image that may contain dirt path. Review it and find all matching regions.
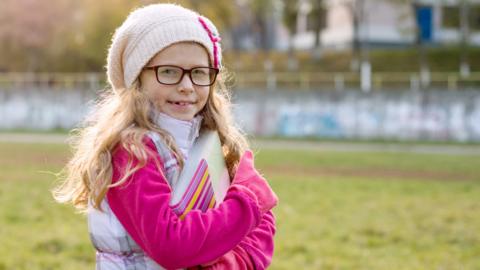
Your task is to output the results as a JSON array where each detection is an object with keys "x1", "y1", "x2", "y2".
[
  {"x1": 260, "y1": 164, "x2": 477, "y2": 181},
  {"x1": 0, "y1": 133, "x2": 69, "y2": 144},
  {"x1": 252, "y1": 139, "x2": 480, "y2": 156},
  {"x1": 1, "y1": 132, "x2": 479, "y2": 156}
]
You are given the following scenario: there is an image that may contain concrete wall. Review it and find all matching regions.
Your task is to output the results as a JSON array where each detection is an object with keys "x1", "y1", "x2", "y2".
[
  {"x1": 0, "y1": 87, "x2": 94, "y2": 130},
  {"x1": 234, "y1": 89, "x2": 480, "y2": 142},
  {"x1": 1, "y1": 87, "x2": 480, "y2": 142}
]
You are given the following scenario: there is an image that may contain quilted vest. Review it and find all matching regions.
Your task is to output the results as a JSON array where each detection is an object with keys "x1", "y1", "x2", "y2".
[{"x1": 87, "y1": 132, "x2": 182, "y2": 270}]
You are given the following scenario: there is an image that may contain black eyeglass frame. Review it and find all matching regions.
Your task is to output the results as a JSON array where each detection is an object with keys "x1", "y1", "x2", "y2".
[{"x1": 143, "y1": 65, "x2": 220, "y2": 86}]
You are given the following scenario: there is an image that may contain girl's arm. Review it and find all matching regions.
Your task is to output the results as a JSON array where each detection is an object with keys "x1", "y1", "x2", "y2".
[
  {"x1": 107, "y1": 140, "x2": 266, "y2": 269},
  {"x1": 200, "y1": 210, "x2": 276, "y2": 270},
  {"x1": 237, "y1": 210, "x2": 276, "y2": 270}
]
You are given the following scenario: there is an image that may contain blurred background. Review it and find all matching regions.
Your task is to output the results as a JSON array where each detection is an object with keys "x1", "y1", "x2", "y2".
[
  {"x1": 0, "y1": 0, "x2": 479, "y2": 269},
  {"x1": 1, "y1": 0, "x2": 480, "y2": 140}
]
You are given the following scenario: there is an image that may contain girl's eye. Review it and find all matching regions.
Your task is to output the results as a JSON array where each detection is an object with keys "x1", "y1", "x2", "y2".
[
  {"x1": 159, "y1": 68, "x2": 179, "y2": 75},
  {"x1": 193, "y1": 69, "x2": 207, "y2": 75}
]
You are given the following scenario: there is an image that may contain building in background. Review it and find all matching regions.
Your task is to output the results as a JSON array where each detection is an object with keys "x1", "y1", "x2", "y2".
[{"x1": 292, "y1": 0, "x2": 480, "y2": 50}]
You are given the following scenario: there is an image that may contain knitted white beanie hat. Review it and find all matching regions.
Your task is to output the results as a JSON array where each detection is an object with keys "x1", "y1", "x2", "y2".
[{"x1": 106, "y1": 3, "x2": 222, "y2": 90}]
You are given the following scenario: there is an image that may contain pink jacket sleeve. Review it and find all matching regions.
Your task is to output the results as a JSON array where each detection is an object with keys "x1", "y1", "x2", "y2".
[
  {"x1": 106, "y1": 140, "x2": 262, "y2": 270},
  {"x1": 201, "y1": 211, "x2": 276, "y2": 270},
  {"x1": 238, "y1": 210, "x2": 276, "y2": 269}
]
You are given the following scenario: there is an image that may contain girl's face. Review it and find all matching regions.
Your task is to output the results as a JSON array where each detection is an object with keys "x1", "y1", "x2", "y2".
[{"x1": 140, "y1": 42, "x2": 211, "y2": 121}]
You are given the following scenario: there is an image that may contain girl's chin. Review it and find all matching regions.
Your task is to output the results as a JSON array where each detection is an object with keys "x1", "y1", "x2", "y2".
[{"x1": 162, "y1": 111, "x2": 195, "y2": 121}]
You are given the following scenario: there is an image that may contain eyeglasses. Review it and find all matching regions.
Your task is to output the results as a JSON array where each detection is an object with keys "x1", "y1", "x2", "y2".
[{"x1": 143, "y1": 65, "x2": 219, "y2": 86}]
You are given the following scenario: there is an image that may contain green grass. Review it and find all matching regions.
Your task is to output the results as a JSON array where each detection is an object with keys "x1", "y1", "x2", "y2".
[
  {"x1": 272, "y1": 175, "x2": 480, "y2": 269},
  {"x1": 0, "y1": 142, "x2": 479, "y2": 269},
  {"x1": 260, "y1": 149, "x2": 480, "y2": 269},
  {"x1": 255, "y1": 149, "x2": 480, "y2": 180}
]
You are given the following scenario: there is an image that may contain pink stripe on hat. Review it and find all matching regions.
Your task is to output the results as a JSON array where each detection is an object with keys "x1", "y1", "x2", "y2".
[{"x1": 198, "y1": 17, "x2": 221, "y2": 69}]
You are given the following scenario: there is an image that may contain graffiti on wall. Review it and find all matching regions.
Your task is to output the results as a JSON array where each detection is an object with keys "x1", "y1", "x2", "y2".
[
  {"x1": 234, "y1": 91, "x2": 480, "y2": 142},
  {"x1": 1, "y1": 88, "x2": 480, "y2": 142}
]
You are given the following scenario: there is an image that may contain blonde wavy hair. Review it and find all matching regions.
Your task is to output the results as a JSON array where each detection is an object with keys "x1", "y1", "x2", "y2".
[{"x1": 52, "y1": 70, "x2": 248, "y2": 212}]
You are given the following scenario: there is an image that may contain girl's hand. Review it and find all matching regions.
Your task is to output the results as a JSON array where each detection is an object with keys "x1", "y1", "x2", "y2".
[{"x1": 229, "y1": 151, "x2": 278, "y2": 214}]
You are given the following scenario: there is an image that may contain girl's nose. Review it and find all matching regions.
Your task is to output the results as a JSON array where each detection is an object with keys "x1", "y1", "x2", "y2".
[{"x1": 177, "y1": 74, "x2": 194, "y2": 94}]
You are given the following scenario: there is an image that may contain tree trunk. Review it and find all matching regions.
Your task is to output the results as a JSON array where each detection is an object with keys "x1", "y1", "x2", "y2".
[
  {"x1": 459, "y1": 0, "x2": 470, "y2": 78},
  {"x1": 312, "y1": 0, "x2": 324, "y2": 60},
  {"x1": 350, "y1": 0, "x2": 361, "y2": 71}
]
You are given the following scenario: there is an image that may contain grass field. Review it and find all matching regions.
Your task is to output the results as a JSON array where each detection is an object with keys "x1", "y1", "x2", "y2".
[{"x1": 0, "y1": 142, "x2": 479, "y2": 270}]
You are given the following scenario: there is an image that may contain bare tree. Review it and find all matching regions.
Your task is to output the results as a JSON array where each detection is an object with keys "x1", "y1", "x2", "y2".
[
  {"x1": 310, "y1": 0, "x2": 326, "y2": 59},
  {"x1": 341, "y1": 0, "x2": 370, "y2": 90},
  {"x1": 283, "y1": 0, "x2": 297, "y2": 49},
  {"x1": 459, "y1": 0, "x2": 470, "y2": 78},
  {"x1": 0, "y1": 0, "x2": 74, "y2": 71},
  {"x1": 249, "y1": 0, "x2": 276, "y2": 50},
  {"x1": 282, "y1": 0, "x2": 299, "y2": 69},
  {"x1": 341, "y1": 0, "x2": 366, "y2": 71}
]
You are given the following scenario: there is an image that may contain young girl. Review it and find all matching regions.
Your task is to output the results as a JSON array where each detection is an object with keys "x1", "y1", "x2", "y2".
[{"x1": 53, "y1": 3, "x2": 278, "y2": 270}]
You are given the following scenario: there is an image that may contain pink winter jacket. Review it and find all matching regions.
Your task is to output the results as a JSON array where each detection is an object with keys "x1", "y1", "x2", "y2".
[{"x1": 107, "y1": 139, "x2": 276, "y2": 269}]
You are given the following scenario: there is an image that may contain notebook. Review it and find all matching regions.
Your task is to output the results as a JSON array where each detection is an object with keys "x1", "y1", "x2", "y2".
[{"x1": 169, "y1": 130, "x2": 230, "y2": 219}]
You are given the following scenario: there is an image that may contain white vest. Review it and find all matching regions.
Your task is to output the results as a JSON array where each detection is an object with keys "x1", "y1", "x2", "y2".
[{"x1": 88, "y1": 132, "x2": 181, "y2": 270}]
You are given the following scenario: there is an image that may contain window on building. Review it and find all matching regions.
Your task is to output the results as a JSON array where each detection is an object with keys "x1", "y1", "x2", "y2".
[
  {"x1": 469, "y1": 6, "x2": 480, "y2": 30},
  {"x1": 442, "y1": 6, "x2": 460, "y2": 29}
]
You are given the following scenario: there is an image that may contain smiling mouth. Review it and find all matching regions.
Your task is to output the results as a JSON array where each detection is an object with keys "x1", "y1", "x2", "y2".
[{"x1": 168, "y1": 101, "x2": 195, "y2": 106}]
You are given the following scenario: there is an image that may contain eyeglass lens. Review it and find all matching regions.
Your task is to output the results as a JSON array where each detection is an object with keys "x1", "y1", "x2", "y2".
[{"x1": 156, "y1": 66, "x2": 217, "y2": 86}]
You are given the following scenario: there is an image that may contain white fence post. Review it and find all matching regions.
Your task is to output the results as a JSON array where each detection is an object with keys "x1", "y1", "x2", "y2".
[{"x1": 361, "y1": 61, "x2": 372, "y2": 92}]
